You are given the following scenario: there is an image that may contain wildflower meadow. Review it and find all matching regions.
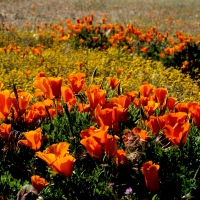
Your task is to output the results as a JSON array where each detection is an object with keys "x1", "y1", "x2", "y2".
[{"x1": 0, "y1": 0, "x2": 200, "y2": 200}]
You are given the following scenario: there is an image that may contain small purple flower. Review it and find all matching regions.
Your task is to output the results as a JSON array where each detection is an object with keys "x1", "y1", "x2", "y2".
[
  {"x1": 109, "y1": 182, "x2": 114, "y2": 186},
  {"x1": 124, "y1": 187, "x2": 133, "y2": 195}
]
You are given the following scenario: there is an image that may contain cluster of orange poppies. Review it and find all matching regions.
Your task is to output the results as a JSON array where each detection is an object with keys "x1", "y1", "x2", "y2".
[{"x1": 1, "y1": 72, "x2": 200, "y2": 193}]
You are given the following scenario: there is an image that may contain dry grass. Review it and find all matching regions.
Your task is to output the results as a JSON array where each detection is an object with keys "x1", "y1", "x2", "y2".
[{"x1": 1, "y1": 0, "x2": 200, "y2": 36}]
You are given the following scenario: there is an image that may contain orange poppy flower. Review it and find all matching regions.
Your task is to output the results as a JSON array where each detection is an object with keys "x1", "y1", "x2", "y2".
[
  {"x1": 44, "y1": 142, "x2": 70, "y2": 157},
  {"x1": 111, "y1": 96, "x2": 131, "y2": 108},
  {"x1": 67, "y1": 73, "x2": 86, "y2": 94},
  {"x1": 188, "y1": 104, "x2": 200, "y2": 128},
  {"x1": 109, "y1": 78, "x2": 119, "y2": 89},
  {"x1": 141, "y1": 46, "x2": 149, "y2": 53},
  {"x1": 50, "y1": 154, "x2": 76, "y2": 177},
  {"x1": 33, "y1": 77, "x2": 54, "y2": 99},
  {"x1": 125, "y1": 91, "x2": 138, "y2": 101},
  {"x1": 23, "y1": 110, "x2": 38, "y2": 123},
  {"x1": 139, "y1": 83, "x2": 154, "y2": 97},
  {"x1": 85, "y1": 85, "x2": 106, "y2": 109},
  {"x1": 175, "y1": 102, "x2": 188, "y2": 113},
  {"x1": 115, "y1": 149, "x2": 129, "y2": 168},
  {"x1": 132, "y1": 127, "x2": 152, "y2": 140},
  {"x1": 147, "y1": 116, "x2": 160, "y2": 135},
  {"x1": 36, "y1": 142, "x2": 76, "y2": 177},
  {"x1": 92, "y1": 36, "x2": 98, "y2": 41},
  {"x1": 48, "y1": 108, "x2": 56, "y2": 119},
  {"x1": 0, "y1": 90, "x2": 12, "y2": 118},
  {"x1": 117, "y1": 68, "x2": 122, "y2": 75},
  {"x1": 162, "y1": 112, "x2": 188, "y2": 127},
  {"x1": 29, "y1": 102, "x2": 46, "y2": 118},
  {"x1": 10, "y1": 91, "x2": 32, "y2": 116},
  {"x1": 162, "y1": 122, "x2": 190, "y2": 146},
  {"x1": 18, "y1": 128, "x2": 43, "y2": 151},
  {"x1": 77, "y1": 103, "x2": 90, "y2": 112},
  {"x1": 167, "y1": 97, "x2": 177, "y2": 111},
  {"x1": 34, "y1": 91, "x2": 45, "y2": 99},
  {"x1": 24, "y1": 71, "x2": 30, "y2": 77},
  {"x1": 143, "y1": 101, "x2": 159, "y2": 117},
  {"x1": 80, "y1": 137, "x2": 103, "y2": 159},
  {"x1": 104, "y1": 134, "x2": 118, "y2": 158},
  {"x1": 35, "y1": 72, "x2": 45, "y2": 79},
  {"x1": 36, "y1": 149, "x2": 62, "y2": 172},
  {"x1": 154, "y1": 88, "x2": 168, "y2": 105},
  {"x1": 31, "y1": 175, "x2": 49, "y2": 193},
  {"x1": 61, "y1": 86, "x2": 76, "y2": 105},
  {"x1": 95, "y1": 106, "x2": 113, "y2": 128},
  {"x1": 0, "y1": 123, "x2": 11, "y2": 141},
  {"x1": 164, "y1": 47, "x2": 175, "y2": 55},
  {"x1": 152, "y1": 112, "x2": 190, "y2": 146},
  {"x1": 80, "y1": 126, "x2": 109, "y2": 145},
  {"x1": 112, "y1": 106, "x2": 128, "y2": 124},
  {"x1": 141, "y1": 161, "x2": 160, "y2": 192},
  {"x1": 48, "y1": 77, "x2": 62, "y2": 98}
]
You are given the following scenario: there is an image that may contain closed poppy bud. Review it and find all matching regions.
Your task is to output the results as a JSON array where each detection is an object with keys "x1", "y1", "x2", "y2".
[
  {"x1": 141, "y1": 161, "x2": 160, "y2": 192},
  {"x1": 93, "y1": 36, "x2": 98, "y2": 41},
  {"x1": 48, "y1": 77, "x2": 62, "y2": 98},
  {"x1": 31, "y1": 175, "x2": 49, "y2": 193},
  {"x1": 78, "y1": 62, "x2": 83, "y2": 70},
  {"x1": 117, "y1": 68, "x2": 122, "y2": 75}
]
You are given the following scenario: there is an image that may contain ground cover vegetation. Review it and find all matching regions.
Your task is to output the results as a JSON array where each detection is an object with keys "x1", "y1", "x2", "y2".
[{"x1": 0, "y1": 0, "x2": 200, "y2": 199}]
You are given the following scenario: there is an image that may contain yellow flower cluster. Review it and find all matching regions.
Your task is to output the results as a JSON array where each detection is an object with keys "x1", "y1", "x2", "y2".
[{"x1": 0, "y1": 44, "x2": 199, "y2": 102}]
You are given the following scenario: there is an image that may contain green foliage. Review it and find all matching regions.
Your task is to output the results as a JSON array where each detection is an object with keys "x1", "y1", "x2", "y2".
[{"x1": 0, "y1": 171, "x2": 29, "y2": 200}]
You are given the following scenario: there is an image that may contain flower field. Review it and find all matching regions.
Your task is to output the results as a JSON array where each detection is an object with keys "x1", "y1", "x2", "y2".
[{"x1": 0, "y1": 0, "x2": 200, "y2": 200}]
